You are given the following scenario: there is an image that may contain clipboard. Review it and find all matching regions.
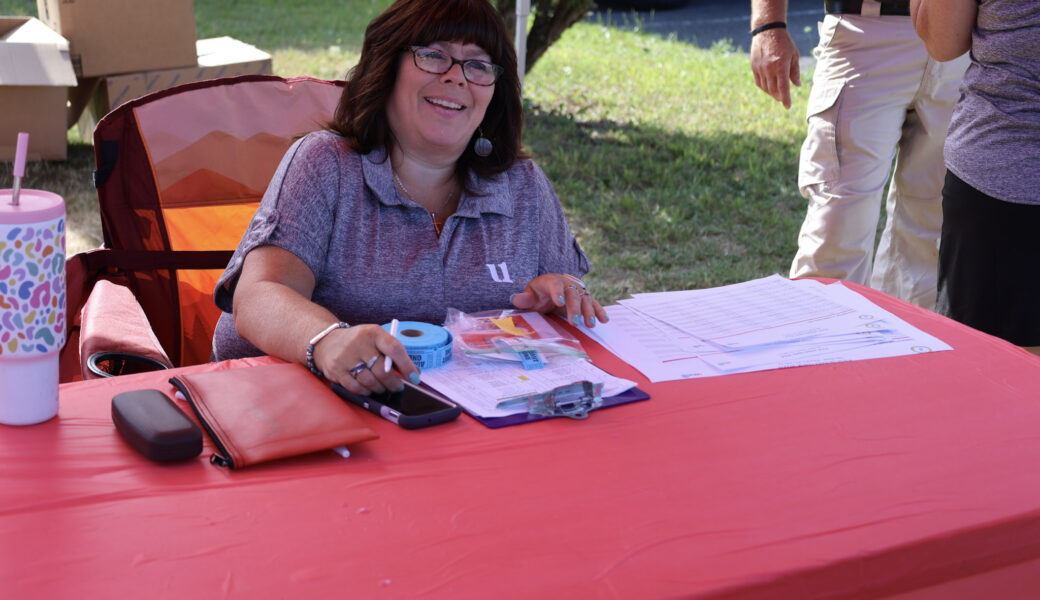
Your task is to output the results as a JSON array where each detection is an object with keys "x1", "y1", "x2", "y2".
[{"x1": 463, "y1": 386, "x2": 650, "y2": 429}]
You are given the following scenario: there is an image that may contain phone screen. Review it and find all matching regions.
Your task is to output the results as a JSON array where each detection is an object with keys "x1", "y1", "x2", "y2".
[{"x1": 373, "y1": 382, "x2": 454, "y2": 416}]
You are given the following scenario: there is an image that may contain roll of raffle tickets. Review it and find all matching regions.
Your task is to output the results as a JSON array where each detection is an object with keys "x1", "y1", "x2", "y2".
[
  {"x1": 1, "y1": 134, "x2": 65, "y2": 425},
  {"x1": 382, "y1": 321, "x2": 453, "y2": 369}
]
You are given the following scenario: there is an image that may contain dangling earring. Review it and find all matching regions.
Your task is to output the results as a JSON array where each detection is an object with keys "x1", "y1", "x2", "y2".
[{"x1": 474, "y1": 128, "x2": 492, "y2": 157}]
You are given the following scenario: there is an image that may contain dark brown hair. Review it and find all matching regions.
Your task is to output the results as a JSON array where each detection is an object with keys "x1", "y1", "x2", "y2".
[{"x1": 330, "y1": 0, "x2": 525, "y2": 183}]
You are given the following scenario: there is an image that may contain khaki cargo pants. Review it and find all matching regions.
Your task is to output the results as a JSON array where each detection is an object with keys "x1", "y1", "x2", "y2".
[{"x1": 792, "y1": 14, "x2": 968, "y2": 309}]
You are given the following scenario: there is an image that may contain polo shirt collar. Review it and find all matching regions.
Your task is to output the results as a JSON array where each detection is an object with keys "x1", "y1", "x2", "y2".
[{"x1": 361, "y1": 147, "x2": 514, "y2": 218}]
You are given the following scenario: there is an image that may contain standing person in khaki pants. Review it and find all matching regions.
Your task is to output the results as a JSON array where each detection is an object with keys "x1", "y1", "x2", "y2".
[{"x1": 749, "y1": 0, "x2": 968, "y2": 309}]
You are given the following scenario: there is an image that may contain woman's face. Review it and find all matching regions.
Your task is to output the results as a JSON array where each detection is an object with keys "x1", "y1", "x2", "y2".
[{"x1": 386, "y1": 40, "x2": 496, "y2": 163}]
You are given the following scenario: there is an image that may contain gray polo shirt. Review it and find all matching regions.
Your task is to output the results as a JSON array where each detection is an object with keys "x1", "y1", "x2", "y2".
[{"x1": 212, "y1": 131, "x2": 590, "y2": 360}]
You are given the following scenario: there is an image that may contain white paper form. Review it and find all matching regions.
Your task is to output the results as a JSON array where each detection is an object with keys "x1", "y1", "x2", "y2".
[
  {"x1": 708, "y1": 282, "x2": 952, "y2": 371},
  {"x1": 815, "y1": 282, "x2": 951, "y2": 354},
  {"x1": 578, "y1": 305, "x2": 720, "y2": 382},
  {"x1": 579, "y1": 276, "x2": 953, "y2": 381},
  {"x1": 623, "y1": 274, "x2": 870, "y2": 349}
]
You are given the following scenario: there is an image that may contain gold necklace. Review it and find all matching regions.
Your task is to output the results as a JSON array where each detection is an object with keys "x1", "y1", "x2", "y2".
[{"x1": 393, "y1": 172, "x2": 456, "y2": 236}]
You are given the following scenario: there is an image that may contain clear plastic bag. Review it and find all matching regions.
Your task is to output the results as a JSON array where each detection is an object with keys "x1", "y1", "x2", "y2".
[{"x1": 443, "y1": 308, "x2": 588, "y2": 369}]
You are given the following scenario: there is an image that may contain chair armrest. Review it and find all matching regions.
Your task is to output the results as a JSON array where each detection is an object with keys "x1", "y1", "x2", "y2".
[{"x1": 79, "y1": 279, "x2": 174, "y2": 379}]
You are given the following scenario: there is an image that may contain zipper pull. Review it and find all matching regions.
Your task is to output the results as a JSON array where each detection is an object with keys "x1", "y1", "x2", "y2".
[{"x1": 209, "y1": 453, "x2": 231, "y2": 468}]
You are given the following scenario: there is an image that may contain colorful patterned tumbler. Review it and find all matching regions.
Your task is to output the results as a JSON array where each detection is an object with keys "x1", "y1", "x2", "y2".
[{"x1": 1, "y1": 134, "x2": 65, "y2": 425}]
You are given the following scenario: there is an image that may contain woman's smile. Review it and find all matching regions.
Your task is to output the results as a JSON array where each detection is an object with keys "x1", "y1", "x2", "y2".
[{"x1": 425, "y1": 96, "x2": 465, "y2": 111}]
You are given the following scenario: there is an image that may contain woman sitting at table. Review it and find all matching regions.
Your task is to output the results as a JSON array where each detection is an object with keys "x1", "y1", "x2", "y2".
[{"x1": 210, "y1": 0, "x2": 607, "y2": 395}]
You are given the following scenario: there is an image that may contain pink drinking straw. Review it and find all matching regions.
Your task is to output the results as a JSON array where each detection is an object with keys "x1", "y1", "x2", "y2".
[{"x1": 11, "y1": 132, "x2": 29, "y2": 206}]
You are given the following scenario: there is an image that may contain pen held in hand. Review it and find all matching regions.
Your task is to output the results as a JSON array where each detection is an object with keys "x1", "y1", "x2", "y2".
[{"x1": 384, "y1": 318, "x2": 399, "y2": 373}]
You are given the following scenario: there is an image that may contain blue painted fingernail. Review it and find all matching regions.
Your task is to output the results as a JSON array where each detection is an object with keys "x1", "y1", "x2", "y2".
[
  {"x1": 409, "y1": 372, "x2": 421, "y2": 385},
  {"x1": 573, "y1": 315, "x2": 582, "y2": 325},
  {"x1": 558, "y1": 295, "x2": 565, "y2": 304},
  {"x1": 591, "y1": 316, "x2": 597, "y2": 325},
  {"x1": 510, "y1": 293, "x2": 518, "y2": 303}
]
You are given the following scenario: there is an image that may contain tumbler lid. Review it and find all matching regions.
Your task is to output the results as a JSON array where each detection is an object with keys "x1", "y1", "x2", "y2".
[{"x1": 1, "y1": 189, "x2": 65, "y2": 224}]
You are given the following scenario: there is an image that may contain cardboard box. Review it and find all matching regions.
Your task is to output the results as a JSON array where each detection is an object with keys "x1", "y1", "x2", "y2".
[
  {"x1": 0, "y1": 17, "x2": 77, "y2": 161},
  {"x1": 100, "y1": 37, "x2": 272, "y2": 112},
  {"x1": 36, "y1": 0, "x2": 197, "y2": 78},
  {"x1": 78, "y1": 36, "x2": 272, "y2": 139}
]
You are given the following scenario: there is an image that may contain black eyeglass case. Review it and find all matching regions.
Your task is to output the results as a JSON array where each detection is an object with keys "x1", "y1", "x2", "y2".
[{"x1": 112, "y1": 389, "x2": 203, "y2": 462}]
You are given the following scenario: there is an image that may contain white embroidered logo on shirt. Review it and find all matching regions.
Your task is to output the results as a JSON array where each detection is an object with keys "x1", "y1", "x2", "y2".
[{"x1": 486, "y1": 262, "x2": 513, "y2": 283}]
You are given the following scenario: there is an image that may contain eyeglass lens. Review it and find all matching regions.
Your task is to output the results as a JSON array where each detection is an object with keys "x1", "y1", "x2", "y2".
[{"x1": 411, "y1": 47, "x2": 501, "y2": 86}]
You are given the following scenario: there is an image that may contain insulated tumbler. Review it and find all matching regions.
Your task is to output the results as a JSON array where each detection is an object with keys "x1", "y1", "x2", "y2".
[{"x1": 0, "y1": 188, "x2": 65, "y2": 425}]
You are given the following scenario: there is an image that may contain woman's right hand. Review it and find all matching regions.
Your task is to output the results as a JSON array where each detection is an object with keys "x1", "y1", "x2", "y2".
[
  {"x1": 232, "y1": 247, "x2": 420, "y2": 396},
  {"x1": 312, "y1": 324, "x2": 419, "y2": 396}
]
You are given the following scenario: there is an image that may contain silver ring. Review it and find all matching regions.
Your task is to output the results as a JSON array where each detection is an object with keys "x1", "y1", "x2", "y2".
[
  {"x1": 564, "y1": 276, "x2": 585, "y2": 289},
  {"x1": 349, "y1": 361, "x2": 367, "y2": 377},
  {"x1": 566, "y1": 283, "x2": 587, "y2": 296}
]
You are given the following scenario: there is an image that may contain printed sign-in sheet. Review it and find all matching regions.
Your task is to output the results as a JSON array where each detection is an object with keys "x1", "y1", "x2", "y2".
[
  {"x1": 623, "y1": 275, "x2": 870, "y2": 349},
  {"x1": 579, "y1": 276, "x2": 951, "y2": 382}
]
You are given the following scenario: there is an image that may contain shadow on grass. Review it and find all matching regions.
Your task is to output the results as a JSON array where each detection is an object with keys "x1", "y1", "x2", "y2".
[{"x1": 524, "y1": 104, "x2": 807, "y2": 303}]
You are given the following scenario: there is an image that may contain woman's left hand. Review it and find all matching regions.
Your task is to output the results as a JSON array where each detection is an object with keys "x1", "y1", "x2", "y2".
[{"x1": 510, "y1": 273, "x2": 609, "y2": 327}]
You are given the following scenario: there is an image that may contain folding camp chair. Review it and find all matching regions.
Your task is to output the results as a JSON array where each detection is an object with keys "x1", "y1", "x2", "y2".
[{"x1": 61, "y1": 75, "x2": 344, "y2": 381}]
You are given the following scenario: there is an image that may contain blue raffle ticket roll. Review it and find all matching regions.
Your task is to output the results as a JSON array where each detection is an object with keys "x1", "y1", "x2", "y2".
[{"x1": 382, "y1": 321, "x2": 453, "y2": 369}]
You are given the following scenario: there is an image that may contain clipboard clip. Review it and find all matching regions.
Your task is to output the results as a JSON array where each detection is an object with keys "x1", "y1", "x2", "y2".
[{"x1": 496, "y1": 380, "x2": 604, "y2": 420}]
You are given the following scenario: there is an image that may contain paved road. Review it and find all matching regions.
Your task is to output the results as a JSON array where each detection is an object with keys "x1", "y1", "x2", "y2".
[{"x1": 592, "y1": 0, "x2": 825, "y2": 58}]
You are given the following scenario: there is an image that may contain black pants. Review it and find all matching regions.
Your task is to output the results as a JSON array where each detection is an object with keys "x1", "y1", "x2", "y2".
[{"x1": 936, "y1": 171, "x2": 1040, "y2": 346}]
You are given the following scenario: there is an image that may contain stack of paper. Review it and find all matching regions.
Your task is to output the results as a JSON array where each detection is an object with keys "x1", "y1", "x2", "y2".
[{"x1": 579, "y1": 275, "x2": 951, "y2": 382}]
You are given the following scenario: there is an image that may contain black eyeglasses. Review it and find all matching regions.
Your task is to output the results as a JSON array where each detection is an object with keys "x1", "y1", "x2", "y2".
[{"x1": 408, "y1": 46, "x2": 503, "y2": 86}]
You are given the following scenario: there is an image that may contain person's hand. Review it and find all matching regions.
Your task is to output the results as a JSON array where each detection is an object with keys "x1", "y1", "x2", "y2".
[
  {"x1": 312, "y1": 324, "x2": 419, "y2": 396},
  {"x1": 510, "y1": 273, "x2": 609, "y2": 328},
  {"x1": 750, "y1": 27, "x2": 801, "y2": 109}
]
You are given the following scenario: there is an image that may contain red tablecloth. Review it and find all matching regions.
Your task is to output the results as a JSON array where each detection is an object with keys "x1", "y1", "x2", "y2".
[{"x1": 3, "y1": 283, "x2": 1040, "y2": 599}]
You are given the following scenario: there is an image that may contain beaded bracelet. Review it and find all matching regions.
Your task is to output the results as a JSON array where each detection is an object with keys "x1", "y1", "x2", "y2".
[{"x1": 306, "y1": 321, "x2": 350, "y2": 378}]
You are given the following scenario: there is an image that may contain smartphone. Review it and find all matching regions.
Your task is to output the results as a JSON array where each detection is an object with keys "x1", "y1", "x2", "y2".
[{"x1": 331, "y1": 379, "x2": 462, "y2": 429}]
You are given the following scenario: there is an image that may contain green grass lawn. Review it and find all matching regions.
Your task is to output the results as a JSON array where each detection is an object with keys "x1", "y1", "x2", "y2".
[{"x1": 1, "y1": 0, "x2": 811, "y2": 304}]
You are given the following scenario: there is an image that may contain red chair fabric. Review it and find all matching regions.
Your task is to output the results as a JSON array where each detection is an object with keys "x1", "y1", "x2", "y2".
[
  {"x1": 78, "y1": 278, "x2": 173, "y2": 378},
  {"x1": 62, "y1": 75, "x2": 344, "y2": 379}
]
